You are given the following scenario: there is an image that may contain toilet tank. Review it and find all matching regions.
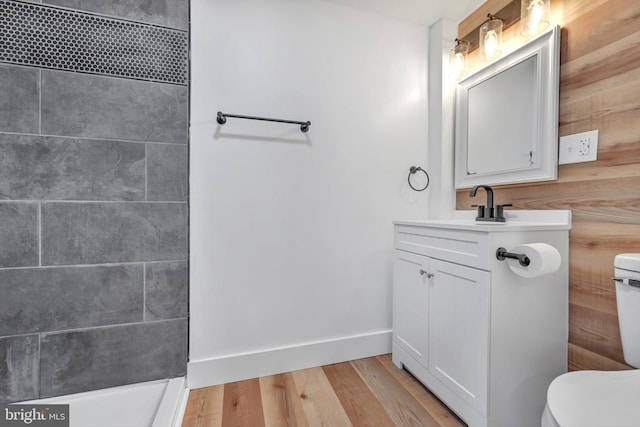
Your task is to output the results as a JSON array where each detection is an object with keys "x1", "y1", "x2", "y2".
[{"x1": 614, "y1": 253, "x2": 640, "y2": 368}]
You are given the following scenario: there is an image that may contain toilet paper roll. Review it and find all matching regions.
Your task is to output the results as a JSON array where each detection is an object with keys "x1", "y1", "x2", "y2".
[{"x1": 506, "y1": 243, "x2": 561, "y2": 278}]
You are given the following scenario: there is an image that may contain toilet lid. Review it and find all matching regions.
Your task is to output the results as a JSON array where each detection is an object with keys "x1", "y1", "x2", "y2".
[{"x1": 547, "y1": 370, "x2": 640, "y2": 427}]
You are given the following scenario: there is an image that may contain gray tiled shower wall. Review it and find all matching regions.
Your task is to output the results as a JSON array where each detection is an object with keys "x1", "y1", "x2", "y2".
[{"x1": 0, "y1": 0, "x2": 189, "y2": 403}]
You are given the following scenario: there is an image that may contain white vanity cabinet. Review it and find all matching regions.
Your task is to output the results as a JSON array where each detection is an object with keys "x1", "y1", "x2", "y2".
[
  {"x1": 394, "y1": 252, "x2": 490, "y2": 415},
  {"x1": 392, "y1": 211, "x2": 571, "y2": 427}
]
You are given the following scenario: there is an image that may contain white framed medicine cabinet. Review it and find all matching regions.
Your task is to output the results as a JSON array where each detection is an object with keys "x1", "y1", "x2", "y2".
[{"x1": 455, "y1": 25, "x2": 561, "y2": 189}]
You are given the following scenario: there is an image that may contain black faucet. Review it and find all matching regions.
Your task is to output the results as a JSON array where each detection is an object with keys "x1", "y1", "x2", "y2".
[{"x1": 469, "y1": 185, "x2": 511, "y2": 222}]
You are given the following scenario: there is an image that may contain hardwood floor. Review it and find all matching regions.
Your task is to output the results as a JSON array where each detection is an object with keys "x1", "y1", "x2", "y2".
[{"x1": 182, "y1": 354, "x2": 464, "y2": 427}]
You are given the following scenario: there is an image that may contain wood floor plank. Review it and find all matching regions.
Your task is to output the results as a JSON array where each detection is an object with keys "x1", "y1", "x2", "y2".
[
  {"x1": 182, "y1": 385, "x2": 224, "y2": 427},
  {"x1": 376, "y1": 355, "x2": 465, "y2": 427},
  {"x1": 322, "y1": 361, "x2": 395, "y2": 427},
  {"x1": 259, "y1": 373, "x2": 309, "y2": 427},
  {"x1": 291, "y1": 366, "x2": 353, "y2": 427},
  {"x1": 569, "y1": 343, "x2": 632, "y2": 372},
  {"x1": 352, "y1": 357, "x2": 441, "y2": 427},
  {"x1": 221, "y1": 378, "x2": 265, "y2": 427},
  {"x1": 182, "y1": 356, "x2": 468, "y2": 427}
]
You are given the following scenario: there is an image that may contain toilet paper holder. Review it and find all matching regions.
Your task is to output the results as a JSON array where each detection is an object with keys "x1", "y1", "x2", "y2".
[{"x1": 496, "y1": 247, "x2": 531, "y2": 267}]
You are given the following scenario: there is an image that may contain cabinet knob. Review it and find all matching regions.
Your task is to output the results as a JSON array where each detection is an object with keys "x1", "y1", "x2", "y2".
[{"x1": 419, "y1": 269, "x2": 434, "y2": 278}]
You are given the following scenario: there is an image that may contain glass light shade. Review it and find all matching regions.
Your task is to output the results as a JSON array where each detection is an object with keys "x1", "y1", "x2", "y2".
[
  {"x1": 521, "y1": 0, "x2": 550, "y2": 37},
  {"x1": 450, "y1": 41, "x2": 469, "y2": 80},
  {"x1": 480, "y1": 18, "x2": 503, "y2": 61}
]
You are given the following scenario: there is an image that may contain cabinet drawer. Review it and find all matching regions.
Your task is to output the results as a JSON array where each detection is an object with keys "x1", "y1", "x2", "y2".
[{"x1": 394, "y1": 225, "x2": 489, "y2": 270}]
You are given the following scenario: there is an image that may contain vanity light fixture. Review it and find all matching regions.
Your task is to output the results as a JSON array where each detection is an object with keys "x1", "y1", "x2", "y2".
[
  {"x1": 480, "y1": 14, "x2": 503, "y2": 61},
  {"x1": 520, "y1": 0, "x2": 550, "y2": 37},
  {"x1": 450, "y1": 38, "x2": 469, "y2": 80}
]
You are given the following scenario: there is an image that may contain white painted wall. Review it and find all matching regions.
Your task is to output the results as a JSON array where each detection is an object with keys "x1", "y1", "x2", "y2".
[
  {"x1": 427, "y1": 18, "x2": 458, "y2": 219},
  {"x1": 189, "y1": 0, "x2": 430, "y2": 386}
]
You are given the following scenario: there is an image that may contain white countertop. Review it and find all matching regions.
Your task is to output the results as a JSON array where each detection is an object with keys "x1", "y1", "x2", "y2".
[{"x1": 394, "y1": 210, "x2": 572, "y2": 232}]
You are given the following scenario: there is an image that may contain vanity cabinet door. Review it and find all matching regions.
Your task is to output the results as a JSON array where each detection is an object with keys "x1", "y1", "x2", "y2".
[
  {"x1": 428, "y1": 259, "x2": 490, "y2": 417},
  {"x1": 393, "y1": 250, "x2": 430, "y2": 367}
]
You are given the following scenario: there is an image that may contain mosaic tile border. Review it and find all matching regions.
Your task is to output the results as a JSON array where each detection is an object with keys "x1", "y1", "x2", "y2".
[{"x1": 0, "y1": 0, "x2": 188, "y2": 85}]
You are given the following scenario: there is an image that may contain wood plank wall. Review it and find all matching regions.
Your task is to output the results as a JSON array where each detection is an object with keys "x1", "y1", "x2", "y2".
[{"x1": 456, "y1": 0, "x2": 640, "y2": 371}]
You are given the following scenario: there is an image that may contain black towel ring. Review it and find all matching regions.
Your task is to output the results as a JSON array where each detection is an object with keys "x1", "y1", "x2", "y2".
[{"x1": 408, "y1": 166, "x2": 430, "y2": 192}]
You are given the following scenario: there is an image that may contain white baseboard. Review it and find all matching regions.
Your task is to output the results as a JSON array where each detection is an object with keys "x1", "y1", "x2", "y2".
[{"x1": 187, "y1": 330, "x2": 392, "y2": 389}]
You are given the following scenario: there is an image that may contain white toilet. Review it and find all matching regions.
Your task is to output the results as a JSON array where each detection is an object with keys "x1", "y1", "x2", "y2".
[{"x1": 542, "y1": 253, "x2": 640, "y2": 427}]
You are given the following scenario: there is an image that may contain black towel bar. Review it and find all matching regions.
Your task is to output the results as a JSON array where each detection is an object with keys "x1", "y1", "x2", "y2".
[{"x1": 217, "y1": 111, "x2": 311, "y2": 133}]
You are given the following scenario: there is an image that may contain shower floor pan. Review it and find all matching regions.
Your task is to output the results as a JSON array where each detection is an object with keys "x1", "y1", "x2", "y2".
[{"x1": 22, "y1": 377, "x2": 188, "y2": 427}]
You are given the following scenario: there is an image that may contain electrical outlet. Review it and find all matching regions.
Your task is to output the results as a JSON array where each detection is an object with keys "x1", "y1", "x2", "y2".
[
  {"x1": 559, "y1": 130, "x2": 599, "y2": 164},
  {"x1": 578, "y1": 139, "x2": 590, "y2": 156}
]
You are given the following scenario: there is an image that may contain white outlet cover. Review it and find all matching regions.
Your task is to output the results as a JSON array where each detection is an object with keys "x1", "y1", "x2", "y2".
[{"x1": 559, "y1": 130, "x2": 599, "y2": 164}]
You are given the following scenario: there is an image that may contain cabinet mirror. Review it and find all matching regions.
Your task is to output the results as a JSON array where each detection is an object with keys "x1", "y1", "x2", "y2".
[{"x1": 455, "y1": 25, "x2": 560, "y2": 189}]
